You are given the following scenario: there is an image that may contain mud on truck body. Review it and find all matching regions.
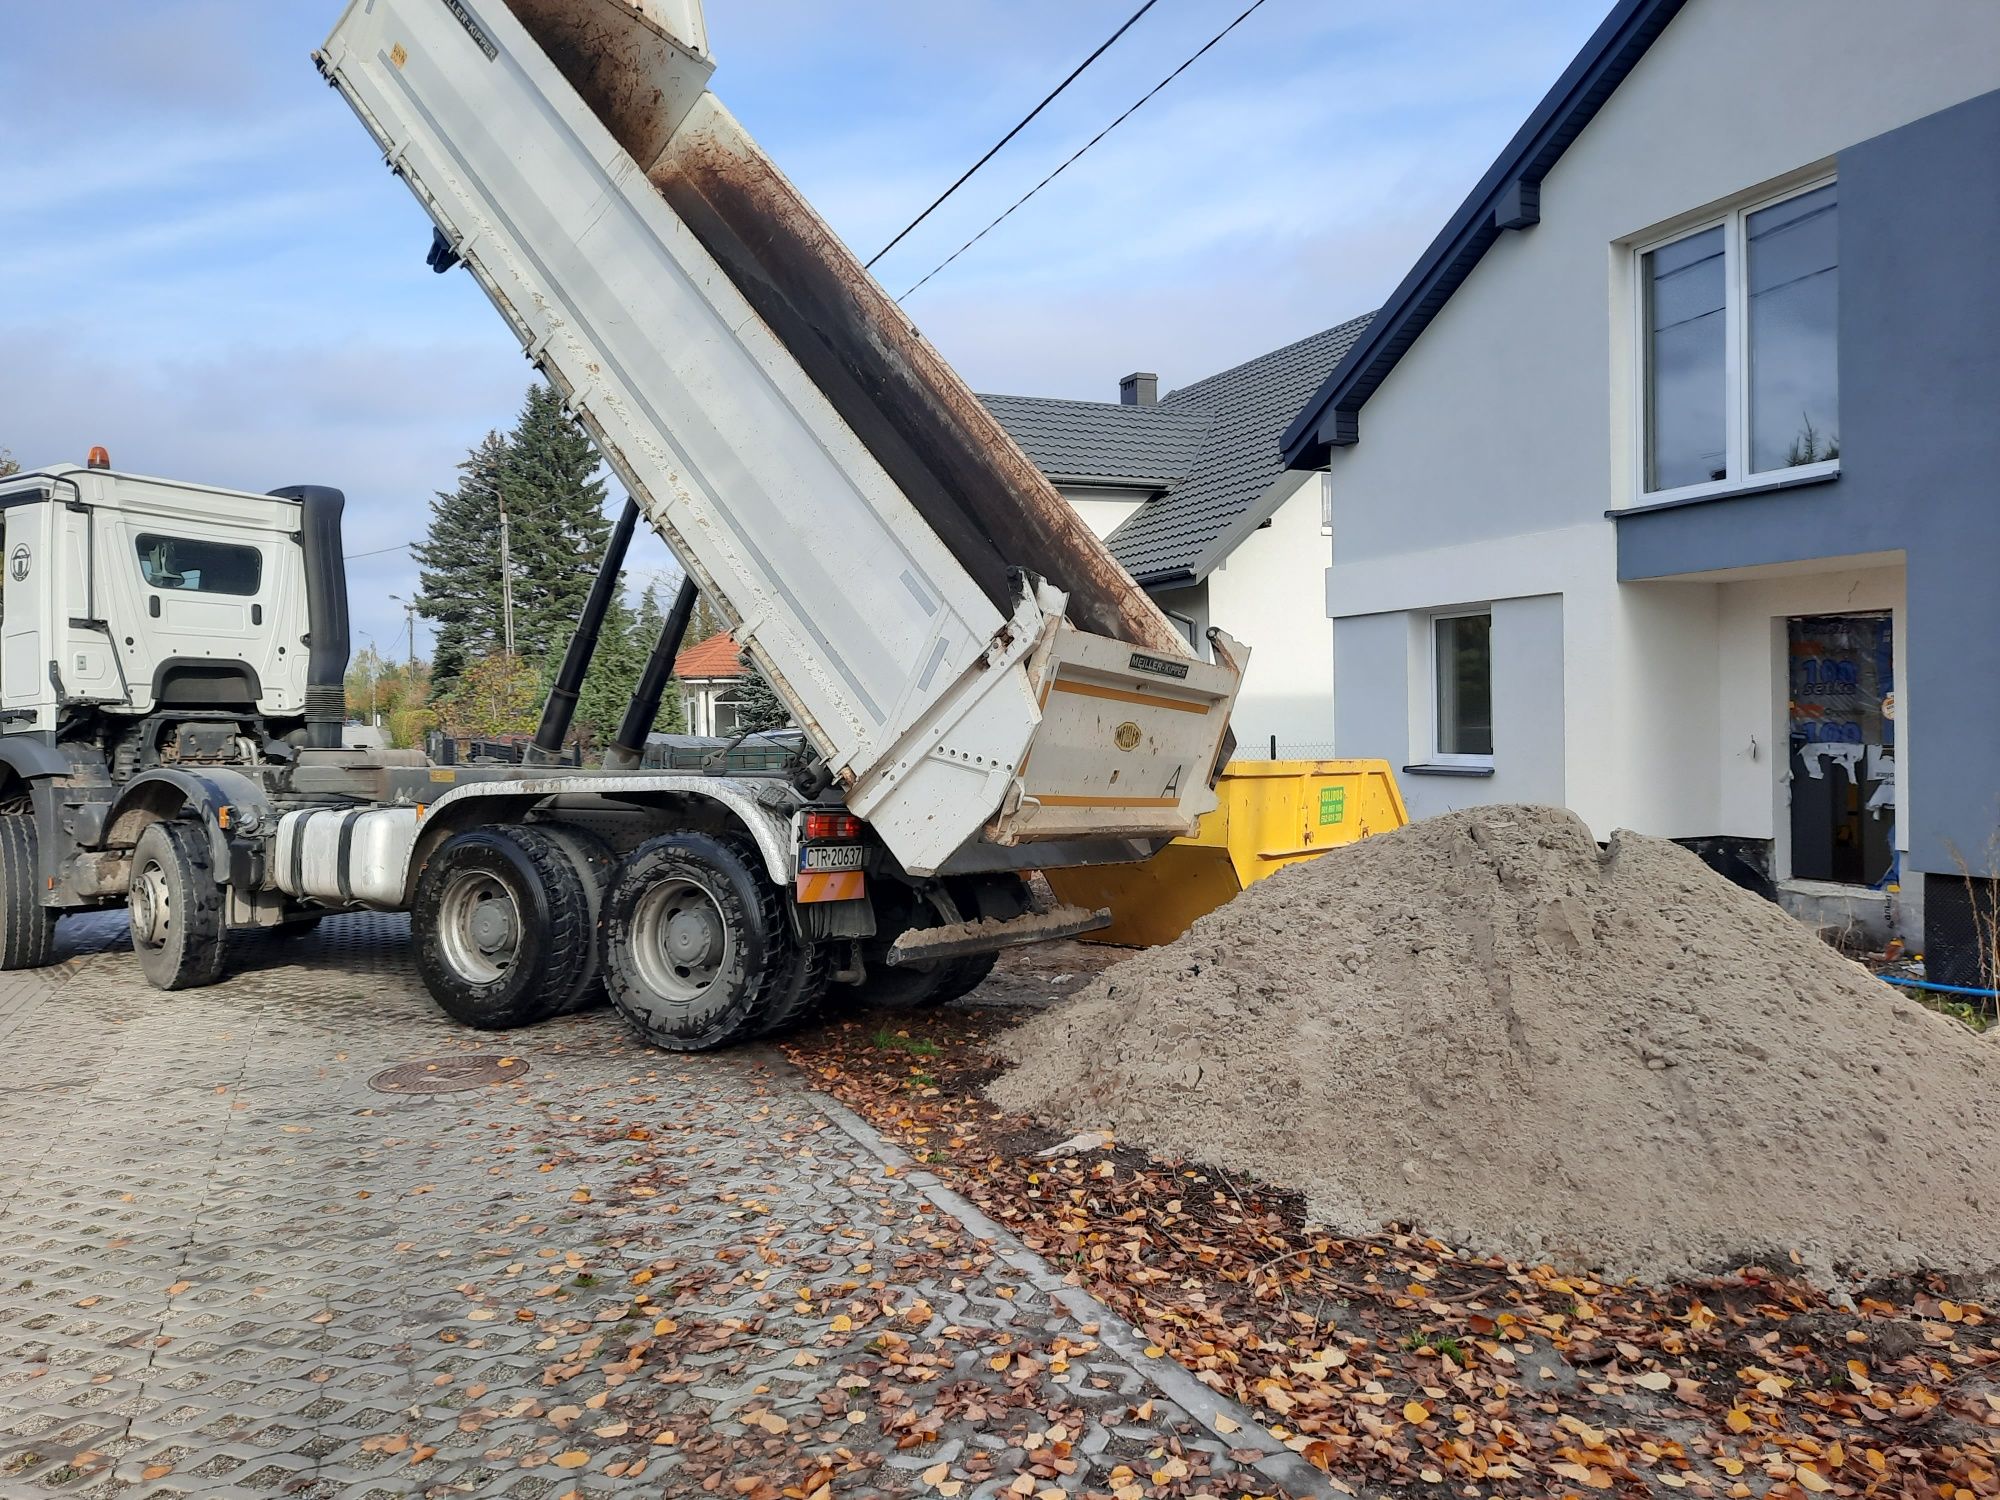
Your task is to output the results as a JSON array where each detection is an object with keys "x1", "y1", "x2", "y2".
[{"x1": 0, "y1": 0, "x2": 1246, "y2": 1053}]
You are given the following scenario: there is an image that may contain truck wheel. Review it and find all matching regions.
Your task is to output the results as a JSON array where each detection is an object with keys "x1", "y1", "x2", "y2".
[
  {"x1": 539, "y1": 824, "x2": 614, "y2": 1015},
  {"x1": 603, "y1": 833, "x2": 780, "y2": 1052},
  {"x1": 128, "y1": 821, "x2": 226, "y2": 991},
  {"x1": 412, "y1": 826, "x2": 590, "y2": 1031},
  {"x1": 0, "y1": 813, "x2": 57, "y2": 971},
  {"x1": 931, "y1": 950, "x2": 999, "y2": 1005},
  {"x1": 754, "y1": 928, "x2": 831, "y2": 1037},
  {"x1": 849, "y1": 957, "x2": 947, "y2": 1008}
]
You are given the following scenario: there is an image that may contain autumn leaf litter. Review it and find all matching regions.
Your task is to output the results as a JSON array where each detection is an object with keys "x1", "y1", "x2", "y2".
[{"x1": 993, "y1": 804, "x2": 2000, "y2": 1288}]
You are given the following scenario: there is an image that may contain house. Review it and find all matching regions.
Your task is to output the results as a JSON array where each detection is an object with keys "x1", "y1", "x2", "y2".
[
  {"x1": 1280, "y1": 0, "x2": 2000, "y2": 971},
  {"x1": 983, "y1": 314, "x2": 1372, "y2": 758},
  {"x1": 673, "y1": 631, "x2": 749, "y2": 738}
]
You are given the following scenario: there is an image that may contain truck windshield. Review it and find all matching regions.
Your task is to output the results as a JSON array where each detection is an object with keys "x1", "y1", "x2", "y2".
[{"x1": 135, "y1": 534, "x2": 262, "y2": 596}]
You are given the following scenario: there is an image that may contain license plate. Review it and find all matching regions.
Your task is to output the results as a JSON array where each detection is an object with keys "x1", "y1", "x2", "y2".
[{"x1": 801, "y1": 844, "x2": 866, "y2": 872}]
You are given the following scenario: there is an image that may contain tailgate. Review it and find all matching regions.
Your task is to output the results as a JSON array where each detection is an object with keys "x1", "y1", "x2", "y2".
[{"x1": 993, "y1": 627, "x2": 1246, "y2": 845}]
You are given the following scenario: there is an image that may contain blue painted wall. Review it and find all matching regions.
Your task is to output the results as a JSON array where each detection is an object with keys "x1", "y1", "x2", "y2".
[{"x1": 1618, "y1": 86, "x2": 2000, "y2": 876}]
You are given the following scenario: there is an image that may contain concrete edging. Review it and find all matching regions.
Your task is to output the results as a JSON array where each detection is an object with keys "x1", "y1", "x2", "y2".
[{"x1": 782, "y1": 1055, "x2": 1338, "y2": 1499}]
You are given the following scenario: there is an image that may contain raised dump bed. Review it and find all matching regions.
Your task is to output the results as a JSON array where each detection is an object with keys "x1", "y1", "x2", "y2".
[{"x1": 317, "y1": 0, "x2": 1244, "y2": 877}]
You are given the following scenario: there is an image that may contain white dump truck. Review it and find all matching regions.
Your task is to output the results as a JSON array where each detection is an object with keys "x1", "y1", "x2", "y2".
[{"x1": 0, "y1": 0, "x2": 1244, "y2": 1051}]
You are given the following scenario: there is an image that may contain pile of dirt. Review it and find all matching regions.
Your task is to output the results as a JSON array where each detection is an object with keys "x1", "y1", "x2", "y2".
[{"x1": 994, "y1": 805, "x2": 2000, "y2": 1285}]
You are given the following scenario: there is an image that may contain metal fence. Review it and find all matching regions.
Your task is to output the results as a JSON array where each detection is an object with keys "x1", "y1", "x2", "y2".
[{"x1": 1243, "y1": 738, "x2": 1341, "y2": 761}]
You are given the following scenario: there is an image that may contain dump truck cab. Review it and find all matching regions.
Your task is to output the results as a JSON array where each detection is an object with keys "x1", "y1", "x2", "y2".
[{"x1": 0, "y1": 464, "x2": 347, "y2": 745}]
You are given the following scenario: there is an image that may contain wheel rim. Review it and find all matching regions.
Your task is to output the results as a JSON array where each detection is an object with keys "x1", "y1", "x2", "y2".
[
  {"x1": 436, "y1": 870, "x2": 522, "y2": 986},
  {"x1": 131, "y1": 859, "x2": 172, "y2": 950},
  {"x1": 629, "y1": 877, "x2": 732, "y2": 1005}
]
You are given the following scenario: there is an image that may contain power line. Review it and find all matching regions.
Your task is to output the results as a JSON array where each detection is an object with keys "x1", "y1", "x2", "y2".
[
  {"x1": 864, "y1": 0, "x2": 1164, "y2": 270},
  {"x1": 344, "y1": 541, "x2": 414, "y2": 561},
  {"x1": 899, "y1": 0, "x2": 1275, "y2": 303}
]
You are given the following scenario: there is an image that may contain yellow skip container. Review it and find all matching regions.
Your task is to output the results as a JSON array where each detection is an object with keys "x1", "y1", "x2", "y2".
[{"x1": 1044, "y1": 759, "x2": 1408, "y2": 947}]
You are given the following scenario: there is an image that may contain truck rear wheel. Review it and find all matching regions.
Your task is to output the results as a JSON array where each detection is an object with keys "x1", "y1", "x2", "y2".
[
  {"x1": 0, "y1": 814, "x2": 57, "y2": 971},
  {"x1": 129, "y1": 820, "x2": 225, "y2": 991},
  {"x1": 931, "y1": 950, "x2": 1000, "y2": 1005},
  {"x1": 753, "y1": 922, "x2": 830, "y2": 1037},
  {"x1": 603, "y1": 833, "x2": 780, "y2": 1052},
  {"x1": 412, "y1": 826, "x2": 590, "y2": 1031},
  {"x1": 538, "y1": 824, "x2": 614, "y2": 1015}
]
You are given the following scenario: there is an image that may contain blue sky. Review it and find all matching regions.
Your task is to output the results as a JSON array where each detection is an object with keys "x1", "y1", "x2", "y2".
[{"x1": 0, "y1": 0, "x2": 1608, "y2": 661}]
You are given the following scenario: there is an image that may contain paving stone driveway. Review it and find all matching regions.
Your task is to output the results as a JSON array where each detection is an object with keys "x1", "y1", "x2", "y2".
[{"x1": 0, "y1": 916, "x2": 1299, "y2": 1500}]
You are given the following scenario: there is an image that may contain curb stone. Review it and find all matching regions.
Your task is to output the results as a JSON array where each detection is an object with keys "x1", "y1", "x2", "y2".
[{"x1": 773, "y1": 1049, "x2": 1340, "y2": 1500}]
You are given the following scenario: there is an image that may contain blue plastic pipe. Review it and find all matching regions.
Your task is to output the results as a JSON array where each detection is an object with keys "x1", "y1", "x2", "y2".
[{"x1": 1880, "y1": 975, "x2": 2000, "y2": 1000}]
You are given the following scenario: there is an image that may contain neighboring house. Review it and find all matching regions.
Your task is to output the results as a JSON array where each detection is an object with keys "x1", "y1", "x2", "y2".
[
  {"x1": 674, "y1": 631, "x2": 748, "y2": 737},
  {"x1": 984, "y1": 315, "x2": 1372, "y2": 758},
  {"x1": 1280, "y1": 0, "x2": 2000, "y2": 967}
]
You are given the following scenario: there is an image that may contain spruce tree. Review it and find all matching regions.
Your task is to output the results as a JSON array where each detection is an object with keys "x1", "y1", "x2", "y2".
[
  {"x1": 0, "y1": 448, "x2": 18, "y2": 479},
  {"x1": 413, "y1": 431, "x2": 509, "y2": 689},
  {"x1": 502, "y1": 385, "x2": 609, "y2": 662},
  {"x1": 733, "y1": 661, "x2": 793, "y2": 734}
]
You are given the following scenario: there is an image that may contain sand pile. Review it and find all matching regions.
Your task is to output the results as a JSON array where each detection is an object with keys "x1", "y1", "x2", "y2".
[{"x1": 996, "y1": 805, "x2": 2000, "y2": 1285}]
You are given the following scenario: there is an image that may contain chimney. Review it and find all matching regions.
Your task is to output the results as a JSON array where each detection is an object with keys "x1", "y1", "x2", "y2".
[{"x1": 1119, "y1": 371, "x2": 1158, "y2": 407}]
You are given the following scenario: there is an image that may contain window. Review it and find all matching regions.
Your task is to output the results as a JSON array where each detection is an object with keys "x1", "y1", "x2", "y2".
[
  {"x1": 134, "y1": 534, "x2": 262, "y2": 596},
  {"x1": 1639, "y1": 180, "x2": 1838, "y2": 497},
  {"x1": 1432, "y1": 611, "x2": 1492, "y2": 761}
]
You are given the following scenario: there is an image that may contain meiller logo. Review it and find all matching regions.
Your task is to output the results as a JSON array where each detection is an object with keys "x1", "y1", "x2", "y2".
[
  {"x1": 1128, "y1": 653, "x2": 1189, "y2": 681},
  {"x1": 439, "y1": 0, "x2": 499, "y2": 60}
]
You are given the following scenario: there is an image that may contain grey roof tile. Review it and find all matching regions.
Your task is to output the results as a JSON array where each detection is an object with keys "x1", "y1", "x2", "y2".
[
  {"x1": 983, "y1": 312, "x2": 1375, "y2": 584},
  {"x1": 976, "y1": 394, "x2": 1212, "y2": 488}
]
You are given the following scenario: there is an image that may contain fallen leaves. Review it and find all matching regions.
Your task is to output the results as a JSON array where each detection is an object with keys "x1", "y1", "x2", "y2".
[{"x1": 783, "y1": 998, "x2": 2000, "y2": 1500}]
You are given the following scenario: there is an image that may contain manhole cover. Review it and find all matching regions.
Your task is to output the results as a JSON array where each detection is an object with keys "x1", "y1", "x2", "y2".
[{"x1": 369, "y1": 1055, "x2": 528, "y2": 1094}]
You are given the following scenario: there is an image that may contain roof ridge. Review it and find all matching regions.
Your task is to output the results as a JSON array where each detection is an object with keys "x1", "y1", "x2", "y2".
[
  {"x1": 1161, "y1": 312, "x2": 1379, "y2": 407},
  {"x1": 979, "y1": 390, "x2": 1218, "y2": 417}
]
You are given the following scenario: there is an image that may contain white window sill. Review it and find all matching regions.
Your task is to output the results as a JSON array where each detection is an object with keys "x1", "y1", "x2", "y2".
[
  {"x1": 1611, "y1": 464, "x2": 1840, "y2": 519},
  {"x1": 1403, "y1": 761, "x2": 1495, "y2": 778}
]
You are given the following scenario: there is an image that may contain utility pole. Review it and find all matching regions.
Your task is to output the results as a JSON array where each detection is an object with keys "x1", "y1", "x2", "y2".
[
  {"x1": 497, "y1": 496, "x2": 517, "y2": 656},
  {"x1": 387, "y1": 596, "x2": 420, "y2": 666}
]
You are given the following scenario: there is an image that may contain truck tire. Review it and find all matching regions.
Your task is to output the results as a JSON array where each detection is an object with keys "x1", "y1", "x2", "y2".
[
  {"x1": 274, "y1": 915, "x2": 324, "y2": 939},
  {"x1": 930, "y1": 950, "x2": 999, "y2": 1005},
  {"x1": 0, "y1": 814, "x2": 57, "y2": 971},
  {"x1": 412, "y1": 826, "x2": 590, "y2": 1031},
  {"x1": 538, "y1": 824, "x2": 614, "y2": 1015},
  {"x1": 753, "y1": 923, "x2": 831, "y2": 1037},
  {"x1": 128, "y1": 820, "x2": 226, "y2": 991},
  {"x1": 602, "y1": 832, "x2": 781, "y2": 1052},
  {"x1": 847, "y1": 956, "x2": 948, "y2": 1009}
]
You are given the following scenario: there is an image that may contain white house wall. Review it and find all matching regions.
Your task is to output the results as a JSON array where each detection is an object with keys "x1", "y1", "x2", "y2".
[
  {"x1": 1205, "y1": 472, "x2": 1336, "y2": 756},
  {"x1": 1323, "y1": 0, "x2": 1997, "y2": 836},
  {"x1": 1056, "y1": 487, "x2": 1153, "y2": 542}
]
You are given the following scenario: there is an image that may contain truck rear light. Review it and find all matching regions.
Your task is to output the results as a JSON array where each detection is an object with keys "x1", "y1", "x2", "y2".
[{"x1": 802, "y1": 811, "x2": 861, "y2": 841}]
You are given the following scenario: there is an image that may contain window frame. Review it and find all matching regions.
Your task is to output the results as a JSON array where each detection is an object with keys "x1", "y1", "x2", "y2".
[
  {"x1": 1631, "y1": 174, "x2": 1840, "y2": 505},
  {"x1": 132, "y1": 531, "x2": 266, "y2": 598},
  {"x1": 1428, "y1": 606, "x2": 1494, "y2": 769}
]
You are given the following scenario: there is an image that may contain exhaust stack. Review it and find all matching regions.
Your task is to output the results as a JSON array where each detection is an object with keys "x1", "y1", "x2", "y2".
[{"x1": 271, "y1": 486, "x2": 352, "y2": 750}]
